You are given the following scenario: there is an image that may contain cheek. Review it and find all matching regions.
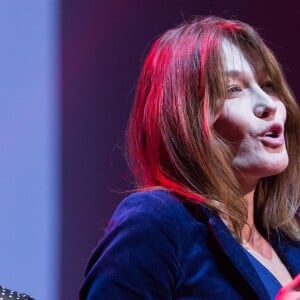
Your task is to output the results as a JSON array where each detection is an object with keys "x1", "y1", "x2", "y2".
[
  {"x1": 213, "y1": 100, "x2": 250, "y2": 143},
  {"x1": 213, "y1": 114, "x2": 246, "y2": 143},
  {"x1": 278, "y1": 101, "x2": 287, "y2": 122}
]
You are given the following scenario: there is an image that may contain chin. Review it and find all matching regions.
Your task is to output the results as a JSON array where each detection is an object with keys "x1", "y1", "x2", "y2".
[
  {"x1": 254, "y1": 161, "x2": 288, "y2": 178},
  {"x1": 265, "y1": 155, "x2": 289, "y2": 176},
  {"x1": 264, "y1": 165, "x2": 288, "y2": 177},
  {"x1": 233, "y1": 155, "x2": 289, "y2": 179}
]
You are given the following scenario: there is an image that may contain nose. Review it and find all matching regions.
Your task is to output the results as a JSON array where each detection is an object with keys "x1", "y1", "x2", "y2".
[{"x1": 253, "y1": 90, "x2": 277, "y2": 120}]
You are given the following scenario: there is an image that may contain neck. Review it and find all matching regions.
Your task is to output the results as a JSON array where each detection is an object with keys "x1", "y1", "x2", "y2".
[
  {"x1": 237, "y1": 174, "x2": 259, "y2": 243},
  {"x1": 229, "y1": 176, "x2": 273, "y2": 258},
  {"x1": 241, "y1": 187, "x2": 273, "y2": 259},
  {"x1": 240, "y1": 181, "x2": 268, "y2": 250},
  {"x1": 241, "y1": 189, "x2": 257, "y2": 243}
]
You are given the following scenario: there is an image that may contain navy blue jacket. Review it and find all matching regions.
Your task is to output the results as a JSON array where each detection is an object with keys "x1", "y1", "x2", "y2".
[{"x1": 80, "y1": 190, "x2": 300, "y2": 299}]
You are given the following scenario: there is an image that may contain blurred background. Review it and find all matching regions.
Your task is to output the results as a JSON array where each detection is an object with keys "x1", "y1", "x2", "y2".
[{"x1": 0, "y1": 1, "x2": 299, "y2": 299}]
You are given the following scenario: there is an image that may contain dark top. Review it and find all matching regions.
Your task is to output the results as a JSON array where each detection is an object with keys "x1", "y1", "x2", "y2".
[
  {"x1": 244, "y1": 250, "x2": 282, "y2": 299},
  {"x1": 80, "y1": 189, "x2": 300, "y2": 299},
  {"x1": 0, "y1": 285, "x2": 34, "y2": 300}
]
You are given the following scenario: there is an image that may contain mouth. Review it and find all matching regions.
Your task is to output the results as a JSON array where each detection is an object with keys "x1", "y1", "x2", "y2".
[{"x1": 258, "y1": 124, "x2": 285, "y2": 148}]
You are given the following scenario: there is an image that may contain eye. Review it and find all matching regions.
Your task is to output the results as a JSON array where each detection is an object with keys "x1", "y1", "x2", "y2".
[
  {"x1": 261, "y1": 81, "x2": 275, "y2": 95},
  {"x1": 226, "y1": 85, "x2": 242, "y2": 98}
]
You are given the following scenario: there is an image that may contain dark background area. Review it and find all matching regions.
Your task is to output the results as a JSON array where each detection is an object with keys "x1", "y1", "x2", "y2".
[{"x1": 60, "y1": 1, "x2": 300, "y2": 299}]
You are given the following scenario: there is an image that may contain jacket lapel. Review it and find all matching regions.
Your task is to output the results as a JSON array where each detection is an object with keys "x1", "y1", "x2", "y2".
[{"x1": 199, "y1": 206, "x2": 269, "y2": 299}]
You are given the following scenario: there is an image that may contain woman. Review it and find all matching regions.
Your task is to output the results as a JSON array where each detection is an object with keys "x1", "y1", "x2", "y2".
[{"x1": 80, "y1": 16, "x2": 300, "y2": 299}]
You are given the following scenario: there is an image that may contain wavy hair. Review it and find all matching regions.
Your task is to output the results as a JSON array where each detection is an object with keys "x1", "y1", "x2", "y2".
[{"x1": 126, "y1": 16, "x2": 300, "y2": 241}]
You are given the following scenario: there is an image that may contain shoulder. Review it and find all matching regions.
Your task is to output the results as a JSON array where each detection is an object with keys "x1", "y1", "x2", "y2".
[
  {"x1": 114, "y1": 189, "x2": 185, "y2": 213},
  {"x1": 98, "y1": 189, "x2": 210, "y2": 266},
  {"x1": 106, "y1": 189, "x2": 201, "y2": 236},
  {"x1": 81, "y1": 189, "x2": 210, "y2": 298},
  {"x1": 85, "y1": 189, "x2": 209, "y2": 274}
]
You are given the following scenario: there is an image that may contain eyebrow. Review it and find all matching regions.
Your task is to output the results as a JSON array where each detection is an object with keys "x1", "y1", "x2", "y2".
[
  {"x1": 224, "y1": 70, "x2": 250, "y2": 78},
  {"x1": 224, "y1": 70, "x2": 255, "y2": 83}
]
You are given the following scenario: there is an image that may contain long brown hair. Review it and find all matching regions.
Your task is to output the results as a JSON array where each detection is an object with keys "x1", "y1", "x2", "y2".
[{"x1": 126, "y1": 16, "x2": 300, "y2": 241}]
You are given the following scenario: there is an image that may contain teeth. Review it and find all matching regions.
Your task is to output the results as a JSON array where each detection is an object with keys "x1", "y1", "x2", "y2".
[
  {"x1": 263, "y1": 125, "x2": 282, "y2": 138},
  {"x1": 265, "y1": 131, "x2": 274, "y2": 136},
  {"x1": 265, "y1": 131, "x2": 277, "y2": 138}
]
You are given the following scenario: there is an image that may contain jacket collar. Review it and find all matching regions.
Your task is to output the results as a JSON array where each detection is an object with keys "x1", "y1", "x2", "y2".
[{"x1": 205, "y1": 211, "x2": 270, "y2": 299}]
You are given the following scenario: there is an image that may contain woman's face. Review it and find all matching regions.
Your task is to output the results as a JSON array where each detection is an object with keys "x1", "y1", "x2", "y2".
[{"x1": 214, "y1": 40, "x2": 288, "y2": 188}]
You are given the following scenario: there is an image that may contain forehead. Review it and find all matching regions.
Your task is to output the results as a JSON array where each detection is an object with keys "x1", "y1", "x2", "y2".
[{"x1": 221, "y1": 39, "x2": 254, "y2": 78}]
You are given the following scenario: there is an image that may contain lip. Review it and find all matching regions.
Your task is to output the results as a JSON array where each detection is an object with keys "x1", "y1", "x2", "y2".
[
  {"x1": 258, "y1": 123, "x2": 285, "y2": 148},
  {"x1": 258, "y1": 134, "x2": 285, "y2": 148}
]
